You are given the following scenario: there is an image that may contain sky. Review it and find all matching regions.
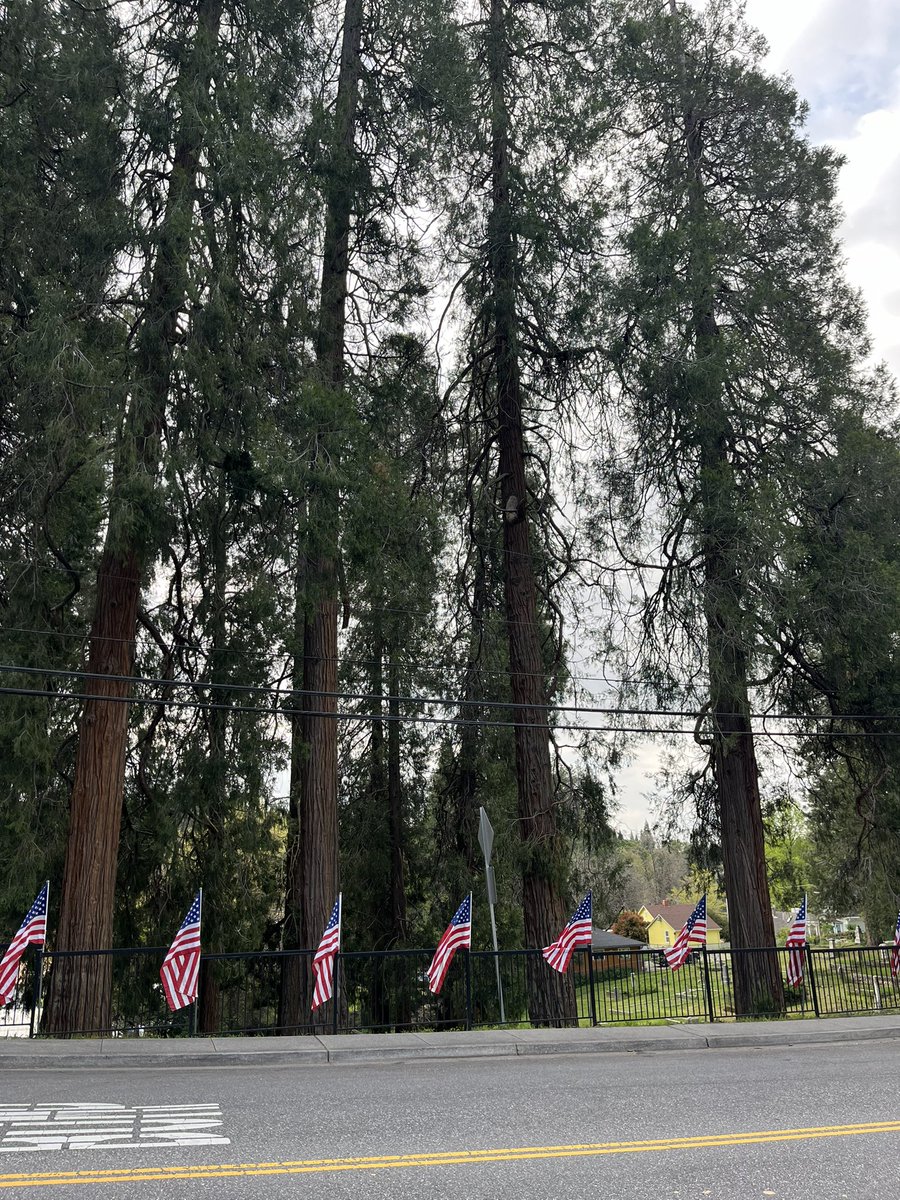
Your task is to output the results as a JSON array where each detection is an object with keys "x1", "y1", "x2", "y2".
[
  {"x1": 744, "y1": 0, "x2": 900, "y2": 378},
  {"x1": 611, "y1": 0, "x2": 900, "y2": 832}
]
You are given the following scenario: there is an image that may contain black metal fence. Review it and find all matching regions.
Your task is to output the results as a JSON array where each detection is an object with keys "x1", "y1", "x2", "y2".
[{"x1": 2, "y1": 944, "x2": 899, "y2": 1038}]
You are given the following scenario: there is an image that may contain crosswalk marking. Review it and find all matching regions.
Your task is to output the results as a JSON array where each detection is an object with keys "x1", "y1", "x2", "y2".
[{"x1": 0, "y1": 1104, "x2": 229, "y2": 1152}]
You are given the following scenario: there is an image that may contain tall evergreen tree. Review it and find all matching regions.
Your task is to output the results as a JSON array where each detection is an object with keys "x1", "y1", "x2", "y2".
[
  {"x1": 592, "y1": 0, "x2": 884, "y2": 1011},
  {"x1": 118, "y1": 68, "x2": 315, "y2": 1020},
  {"x1": 44, "y1": 0, "x2": 229, "y2": 1034},
  {"x1": 281, "y1": 0, "x2": 464, "y2": 1026},
  {"x1": 0, "y1": 0, "x2": 128, "y2": 924},
  {"x1": 336, "y1": 334, "x2": 447, "y2": 1025},
  {"x1": 280, "y1": 0, "x2": 363, "y2": 1029},
  {"x1": 44, "y1": 0, "x2": 317, "y2": 1032},
  {"x1": 782, "y1": 411, "x2": 900, "y2": 937},
  {"x1": 445, "y1": 0, "x2": 610, "y2": 1021}
]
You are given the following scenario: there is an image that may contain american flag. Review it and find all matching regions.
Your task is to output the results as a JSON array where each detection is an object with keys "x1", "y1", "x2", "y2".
[
  {"x1": 785, "y1": 895, "x2": 807, "y2": 987},
  {"x1": 664, "y1": 895, "x2": 707, "y2": 971},
  {"x1": 892, "y1": 910, "x2": 900, "y2": 982},
  {"x1": 0, "y1": 883, "x2": 48, "y2": 1006},
  {"x1": 160, "y1": 891, "x2": 202, "y2": 1012},
  {"x1": 427, "y1": 894, "x2": 472, "y2": 995},
  {"x1": 311, "y1": 894, "x2": 341, "y2": 1012},
  {"x1": 542, "y1": 891, "x2": 593, "y2": 974}
]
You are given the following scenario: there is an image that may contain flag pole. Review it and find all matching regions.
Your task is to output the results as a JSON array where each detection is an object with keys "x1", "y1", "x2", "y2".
[
  {"x1": 486, "y1": 880, "x2": 505, "y2": 1025},
  {"x1": 332, "y1": 892, "x2": 342, "y2": 1037},
  {"x1": 478, "y1": 808, "x2": 506, "y2": 1024},
  {"x1": 464, "y1": 893, "x2": 473, "y2": 1031},
  {"x1": 802, "y1": 893, "x2": 821, "y2": 1015},
  {"x1": 29, "y1": 880, "x2": 49, "y2": 1040},
  {"x1": 191, "y1": 886, "x2": 203, "y2": 1038}
]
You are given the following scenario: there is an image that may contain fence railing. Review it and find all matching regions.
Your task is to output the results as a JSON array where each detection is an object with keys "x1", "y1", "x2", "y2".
[{"x1": 2, "y1": 944, "x2": 898, "y2": 1038}]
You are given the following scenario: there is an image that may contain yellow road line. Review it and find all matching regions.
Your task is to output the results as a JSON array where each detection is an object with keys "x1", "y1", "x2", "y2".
[{"x1": 2, "y1": 1120, "x2": 900, "y2": 1188}]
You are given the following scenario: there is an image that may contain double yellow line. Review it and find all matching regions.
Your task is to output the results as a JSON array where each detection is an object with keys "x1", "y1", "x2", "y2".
[{"x1": 2, "y1": 1120, "x2": 900, "y2": 1188}]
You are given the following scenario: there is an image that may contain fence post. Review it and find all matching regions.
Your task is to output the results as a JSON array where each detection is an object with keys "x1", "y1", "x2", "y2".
[
  {"x1": 586, "y1": 949, "x2": 598, "y2": 1027},
  {"x1": 464, "y1": 950, "x2": 473, "y2": 1031},
  {"x1": 702, "y1": 946, "x2": 715, "y2": 1023},
  {"x1": 332, "y1": 954, "x2": 341, "y2": 1036},
  {"x1": 29, "y1": 948, "x2": 44, "y2": 1038},
  {"x1": 805, "y1": 945, "x2": 821, "y2": 1018}
]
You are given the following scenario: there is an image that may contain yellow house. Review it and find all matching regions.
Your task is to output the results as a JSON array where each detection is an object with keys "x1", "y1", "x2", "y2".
[{"x1": 638, "y1": 902, "x2": 723, "y2": 949}]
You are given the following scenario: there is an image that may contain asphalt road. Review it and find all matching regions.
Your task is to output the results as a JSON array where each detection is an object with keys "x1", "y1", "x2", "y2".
[{"x1": 1, "y1": 1041, "x2": 898, "y2": 1198}]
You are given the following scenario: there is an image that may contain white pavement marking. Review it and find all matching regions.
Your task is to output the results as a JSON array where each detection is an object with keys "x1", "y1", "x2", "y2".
[{"x1": 0, "y1": 1104, "x2": 229, "y2": 1152}]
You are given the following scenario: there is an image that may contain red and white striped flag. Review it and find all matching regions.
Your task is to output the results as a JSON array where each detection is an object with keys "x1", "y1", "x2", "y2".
[
  {"x1": 542, "y1": 891, "x2": 593, "y2": 974},
  {"x1": 311, "y1": 894, "x2": 342, "y2": 1011},
  {"x1": 160, "y1": 891, "x2": 202, "y2": 1011},
  {"x1": 427, "y1": 894, "x2": 472, "y2": 995},
  {"x1": 664, "y1": 895, "x2": 707, "y2": 971},
  {"x1": 785, "y1": 895, "x2": 807, "y2": 987},
  {"x1": 0, "y1": 883, "x2": 48, "y2": 1005},
  {"x1": 891, "y1": 910, "x2": 900, "y2": 981}
]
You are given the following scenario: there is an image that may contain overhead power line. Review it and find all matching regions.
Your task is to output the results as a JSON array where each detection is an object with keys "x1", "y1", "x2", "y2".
[
  {"x1": 0, "y1": 623, "x2": 670, "y2": 689},
  {"x1": 1, "y1": 681, "x2": 898, "y2": 738},
  {"x1": 0, "y1": 663, "x2": 898, "y2": 738}
]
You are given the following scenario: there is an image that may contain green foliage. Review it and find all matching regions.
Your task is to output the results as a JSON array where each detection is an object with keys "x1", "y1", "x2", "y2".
[
  {"x1": 0, "y1": 0, "x2": 897, "y2": 992},
  {"x1": 338, "y1": 335, "x2": 447, "y2": 950},
  {"x1": 764, "y1": 805, "x2": 813, "y2": 912},
  {"x1": 110, "y1": 0, "x2": 319, "y2": 954},
  {"x1": 593, "y1": 964, "x2": 631, "y2": 983},
  {"x1": 584, "y1": 3, "x2": 894, "y2": 970},
  {"x1": 775, "y1": 414, "x2": 900, "y2": 940},
  {"x1": 0, "y1": 0, "x2": 129, "y2": 922},
  {"x1": 611, "y1": 911, "x2": 649, "y2": 944},
  {"x1": 619, "y1": 828, "x2": 690, "y2": 909}
]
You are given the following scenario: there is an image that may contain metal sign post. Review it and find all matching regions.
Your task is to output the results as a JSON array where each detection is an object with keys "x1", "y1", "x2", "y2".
[{"x1": 478, "y1": 806, "x2": 506, "y2": 1024}]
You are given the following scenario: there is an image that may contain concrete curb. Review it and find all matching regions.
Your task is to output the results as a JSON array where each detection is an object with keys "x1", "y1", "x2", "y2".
[{"x1": 1, "y1": 1015, "x2": 898, "y2": 1070}]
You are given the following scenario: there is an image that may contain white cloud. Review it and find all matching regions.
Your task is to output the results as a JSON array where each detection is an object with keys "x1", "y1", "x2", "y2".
[
  {"x1": 754, "y1": 0, "x2": 900, "y2": 138},
  {"x1": 840, "y1": 241, "x2": 900, "y2": 374},
  {"x1": 833, "y1": 105, "x2": 900, "y2": 215},
  {"x1": 834, "y1": 100, "x2": 900, "y2": 377},
  {"x1": 742, "y1": 0, "x2": 820, "y2": 68}
]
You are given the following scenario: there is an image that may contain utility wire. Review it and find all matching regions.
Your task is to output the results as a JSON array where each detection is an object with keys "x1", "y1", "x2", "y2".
[
  {"x1": 0, "y1": 625, "x2": 665, "y2": 689},
  {"x1": 1, "y1": 662, "x2": 897, "y2": 726},
  {"x1": 0, "y1": 687, "x2": 898, "y2": 743},
  {"x1": 1, "y1": 681, "x2": 897, "y2": 738}
]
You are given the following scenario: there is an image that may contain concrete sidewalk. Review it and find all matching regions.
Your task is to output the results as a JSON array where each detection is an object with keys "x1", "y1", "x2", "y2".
[{"x1": 1, "y1": 1014, "x2": 899, "y2": 1070}]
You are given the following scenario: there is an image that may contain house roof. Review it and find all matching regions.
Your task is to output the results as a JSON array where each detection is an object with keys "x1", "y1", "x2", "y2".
[
  {"x1": 773, "y1": 910, "x2": 829, "y2": 931},
  {"x1": 642, "y1": 903, "x2": 721, "y2": 931},
  {"x1": 591, "y1": 929, "x2": 647, "y2": 950}
]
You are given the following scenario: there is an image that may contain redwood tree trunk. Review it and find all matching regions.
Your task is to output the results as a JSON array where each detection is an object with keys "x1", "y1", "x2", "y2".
[
  {"x1": 365, "y1": 622, "x2": 389, "y2": 1025},
  {"x1": 197, "y1": 960, "x2": 220, "y2": 1035},
  {"x1": 43, "y1": 547, "x2": 141, "y2": 1033},
  {"x1": 676, "y1": 35, "x2": 782, "y2": 1014},
  {"x1": 445, "y1": 546, "x2": 487, "y2": 875},
  {"x1": 357, "y1": 628, "x2": 407, "y2": 1028},
  {"x1": 387, "y1": 655, "x2": 406, "y2": 946},
  {"x1": 298, "y1": 594, "x2": 342, "y2": 1032},
  {"x1": 280, "y1": 527, "x2": 312, "y2": 1028},
  {"x1": 700, "y1": 422, "x2": 783, "y2": 1014},
  {"x1": 487, "y1": 0, "x2": 575, "y2": 1025},
  {"x1": 43, "y1": 0, "x2": 223, "y2": 1035},
  {"x1": 196, "y1": 474, "x2": 230, "y2": 1036},
  {"x1": 386, "y1": 654, "x2": 410, "y2": 1028},
  {"x1": 282, "y1": 0, "x2": 362, "y2": 1032}
]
